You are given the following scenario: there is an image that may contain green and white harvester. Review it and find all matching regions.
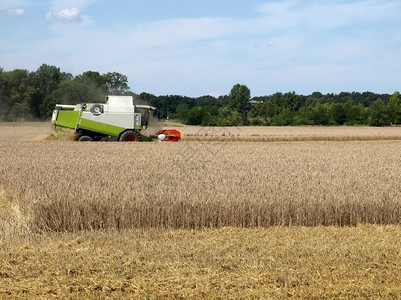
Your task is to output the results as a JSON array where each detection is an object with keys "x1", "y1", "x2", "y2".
[{"x1": 51, "y1": 95, "x2": 180, "y2": 142}]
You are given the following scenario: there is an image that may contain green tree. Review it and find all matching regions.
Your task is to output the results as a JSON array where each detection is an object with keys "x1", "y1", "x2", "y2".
[
  {"x1": 39, "y1": 89, "x2": 63, "y2": 118},
  {"x1": 81, "y1": 71, "x2": 106, "y2": 88},
  {"x1": 271, "y1": 109, "x2": 293, "y2": 126},
  {"x1": 31, "y1": 64, "x2": 73, "y2": 118},
  {"x1": 186, "y1": 106, "x2": 206, "y2": 125},
  {"x1": 1, "y1": 69, "x2": 37, "y2": 121},
  {"x1": 262, "y1": 100, "x2": 276, "y2": 118},
  {"x1": 65, "y1": 73, "x2": 107, "y2": 103},
  {"x1": 139, "y1": 92, "x2": 158, "y2": 107},
  {"x1": 217, "y1": 106, "x2": 244, "y2": 126},
  {"x1": 329, "y1": 103, "x2": 346, "y2": 125},
  {"x1": 33, "y1": 64, "x2": 65, "y2": 97},
  {"x1": 368, "y1": 98, "x2": 390, "y2": 126},
  {"x1": 311, "y1": 103, "x2": 329, "y2": 125},
  {"x1": 228, "y1": 84, "x2": 250, "y2": 122},
  {"x1": 293, "y1": 106, "x2": 315, "y2": 125},
  {"x1": 283, "y1": 91, "x2": 302, "y2": 111},
  {"x1": 248, "y1": 102, "x2": 264, "y2": 118},
  {"x1": 0, "y1": 68, "x2": 10, "y2": 120},
  {"x1": 344, "y1": 103, "x2": 366, "y2": 125},
  {"x1": 104, "y1": 72, "x2": 130, "y2": 94},
  {"x1": 271, "y1": 92, "x2": 284, "y2": 109},
  {"x1": 387, "y1": 91, "x2": 401, "y2": 124},
  {"x1": 175, "y1": 104, "x2": 190, "y2": 123}
]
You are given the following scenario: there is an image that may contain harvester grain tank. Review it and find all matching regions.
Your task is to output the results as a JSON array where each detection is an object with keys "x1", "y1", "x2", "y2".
[{"x1": 51, "y1": 95, "x2": 181, "y2": 142}]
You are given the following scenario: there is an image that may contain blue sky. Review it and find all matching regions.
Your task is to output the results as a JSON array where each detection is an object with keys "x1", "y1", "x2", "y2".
[{"x1": 1, "y1": 0, "x2": 401, "y2": 97}]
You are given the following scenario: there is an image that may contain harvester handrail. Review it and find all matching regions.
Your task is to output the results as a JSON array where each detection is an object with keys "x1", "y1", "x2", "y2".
[
  {"x1": 74, "y1": 104, "x2": 84, "y2": 131},
  {"x1": 55, "y1": 104, "x2": 76, "y2": 110}
]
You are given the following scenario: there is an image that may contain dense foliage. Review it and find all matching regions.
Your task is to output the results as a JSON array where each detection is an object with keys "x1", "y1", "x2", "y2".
[
  {"x1": 141, "y1": 86, "x2": 400, "y2": 127},
  {"x1": 0, "y1": 64, "x2": 129, "y2": 121},
  {"x1": 1, "y1": 64, "x2": 400, "y2": 126}
]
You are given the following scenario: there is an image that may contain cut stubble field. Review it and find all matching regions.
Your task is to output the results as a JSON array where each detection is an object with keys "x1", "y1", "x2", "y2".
[{"x1": 1, "y1": 123, "x2": 401, "y2": 298}]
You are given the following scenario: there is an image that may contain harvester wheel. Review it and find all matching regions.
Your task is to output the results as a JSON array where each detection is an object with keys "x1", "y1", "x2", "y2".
[
  {"x1": 119, "y1": 130, "x2": 141, "y2": 142},
  {"x1": 78, "y1": 135, "x2": 93, "y2": 142}
]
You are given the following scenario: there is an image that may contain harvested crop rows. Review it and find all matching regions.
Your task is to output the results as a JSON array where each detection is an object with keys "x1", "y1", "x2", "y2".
[
  {"x1": 2, "y1": 226, "x2": 401, "y2": 299},
  {"x1": 1, "y1": 139, "x2": 401, "y2": 234}
]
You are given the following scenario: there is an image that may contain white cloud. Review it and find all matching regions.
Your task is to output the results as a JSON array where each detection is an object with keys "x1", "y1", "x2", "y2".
[
  {"x1": 256, "y1": 0, "x2": 400, "y2": 33},
  {"x1": 2, "y1": 8, "x2": 26, "y2": 16},
  {"x1": 3, "y1": 0, "x2": 401, "y2": 96},
  {"x1": 48, "y1": 7, "x2": 81, "y2": 22},
  {"x1": 49, "y1": 0, "x2": 97, "y2": 11},
  {"x1": 0, "y1": 0, "x2": 26, "y2": 10},
  {"x1": 257, "y1": 0, "x2": 298, "y2": 15}
]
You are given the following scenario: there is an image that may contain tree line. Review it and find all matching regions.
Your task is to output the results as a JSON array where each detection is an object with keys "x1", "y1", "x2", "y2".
[
  {"x1": 1, "y1": 64, "x2": 400, "y2": 126},
  {"x1": 141, "y1": 85, "x2": 400, "y2": 127},
  {"x1": 0, "y1": 64, "x2": 129, "y2": 121}
]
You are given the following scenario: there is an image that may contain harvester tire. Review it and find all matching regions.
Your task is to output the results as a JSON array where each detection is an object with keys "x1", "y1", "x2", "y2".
[
  {"x1": 119, "y1": 130, "x2": 141, "y2": 142},
  {"x1": 78, "y1": 135, "x2": 93, "y2": 142}
]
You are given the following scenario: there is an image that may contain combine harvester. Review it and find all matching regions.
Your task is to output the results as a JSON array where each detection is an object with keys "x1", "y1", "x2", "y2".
[{"x1": 51, "y1": 95, "x2": 181, "y2": 142}]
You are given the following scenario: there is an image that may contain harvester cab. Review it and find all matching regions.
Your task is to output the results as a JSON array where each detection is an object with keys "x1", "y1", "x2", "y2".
[{"x1": 51, "y1": 95, "x2": 180, "y2": 142}]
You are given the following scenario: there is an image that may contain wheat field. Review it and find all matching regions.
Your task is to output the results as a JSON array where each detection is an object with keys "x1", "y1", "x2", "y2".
[
  {"x1": 178, "y1": 125, "x2": 401, "y2": 142},
  {"x1": 2, "y1": 124, "x2": 401, "y2": 298},
  {"x1": 1, "y1": 139, "x2": 401, "y2": 232}
]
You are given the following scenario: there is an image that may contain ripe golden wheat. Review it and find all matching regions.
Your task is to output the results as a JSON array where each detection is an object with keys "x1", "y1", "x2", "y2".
[{"x1": 1, "y1": 139, "x2": 401, "y2": 232}]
